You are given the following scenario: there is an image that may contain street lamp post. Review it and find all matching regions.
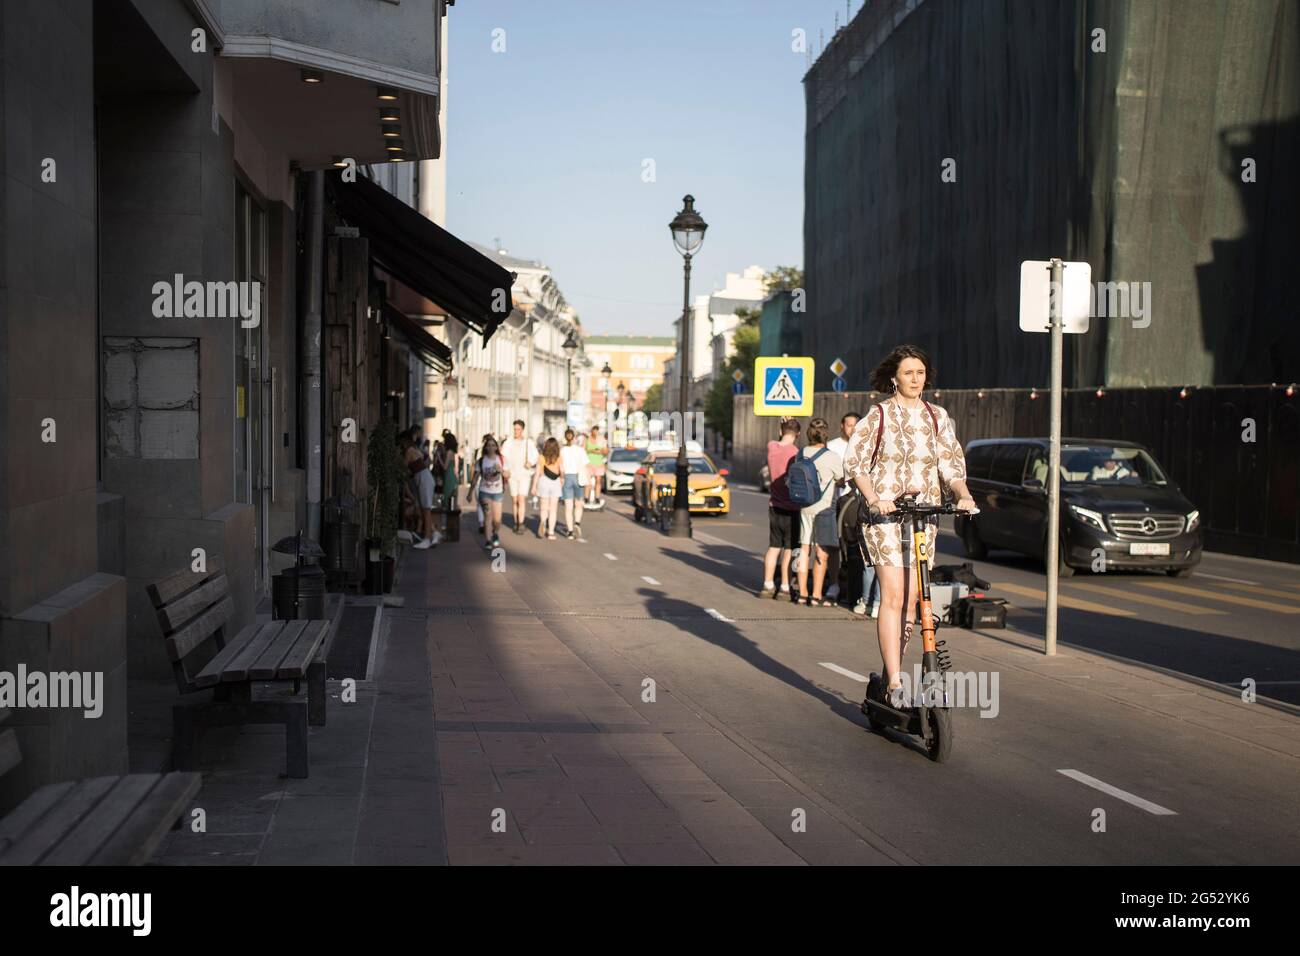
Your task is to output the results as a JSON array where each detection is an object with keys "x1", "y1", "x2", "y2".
[
  {"x1": 601, "y1": 361, "x2": 613, "y2": 435},
  {"x1": 667, "y1": 195, "x2": 708, "y2": 538},
  {"x1": 562, "y1": 330, "x2": 579, "y2": 422}
]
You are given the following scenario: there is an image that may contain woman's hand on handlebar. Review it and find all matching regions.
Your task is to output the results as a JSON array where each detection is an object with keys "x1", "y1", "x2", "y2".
[
  {"x1": 872, "y1": 497, "x2": 897, "y2": 516},
  {"x1": 955, "y1": 496, "x2": 978, "y2": 513}
]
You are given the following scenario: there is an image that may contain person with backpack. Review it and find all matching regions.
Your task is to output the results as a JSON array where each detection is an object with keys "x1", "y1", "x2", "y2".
[
  {"x1": 824, "y1": 412, "x2": 860, "y2": 605},
  {"x1": 843, "y1": 344, "x2": 977, "y2": 710},
  {"x1": 790, "y1": 418, "x2": 844, "y2": 607},
  {"x1": 759, "y1": 417, "x2": 801, "y2": 600}
]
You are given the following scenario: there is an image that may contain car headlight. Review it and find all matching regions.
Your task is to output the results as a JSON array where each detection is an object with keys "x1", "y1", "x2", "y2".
[
  {"x1": 1186, "y1": 510, "x2": 1200, "y2": 532},
  {"x1": 1068, "y1": 504, "x2": 1107, "y2": 532},
  {"x1": 699, "y1": 485, "x2": 725, "y2": 495}
]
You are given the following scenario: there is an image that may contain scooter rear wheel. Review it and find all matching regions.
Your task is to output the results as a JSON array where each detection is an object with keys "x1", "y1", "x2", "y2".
[{"x1": 926, "y1": 707, "x2": 953, "y2": 762}]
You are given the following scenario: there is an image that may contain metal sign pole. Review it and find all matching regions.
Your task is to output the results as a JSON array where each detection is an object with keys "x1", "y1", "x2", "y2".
[{"x1": 1044, "y1": 258, "x2": 1064, "y2": 656}]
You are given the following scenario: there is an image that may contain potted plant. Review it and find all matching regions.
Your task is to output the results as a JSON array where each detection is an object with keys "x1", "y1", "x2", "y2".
[{"x1": 365, "y1": 418, "x2": 404, "y2": 593}]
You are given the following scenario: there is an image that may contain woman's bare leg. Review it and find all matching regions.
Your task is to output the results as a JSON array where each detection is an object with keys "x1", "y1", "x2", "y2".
[
  {"x1": 875, "y1": 566, "x2": 908, "y2": 685},
  {"x1": 796, "y1": 543, "x2": 810, "y2": 598},
  {"x1": 812, "y1": 545, "x2": 829, "y2": 598}
]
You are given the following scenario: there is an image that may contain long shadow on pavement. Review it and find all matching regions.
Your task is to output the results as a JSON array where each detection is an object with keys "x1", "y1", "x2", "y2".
[
  {"x1": 632, "y1": 586, "x2": 870, "y2": 731},
  {"x1": 932, "y1": 528, "x2": 1300, "y2": 708}
]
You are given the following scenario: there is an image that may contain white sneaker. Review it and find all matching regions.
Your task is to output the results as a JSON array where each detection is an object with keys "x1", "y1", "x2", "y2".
[
  {"x1": 413, "y1": 538, "x2": 434, "y2": 550},
  {"x1": 397, "y1": 529, "x2": 416, "y2": 544},
  {"x1": 870, "y1": 604, "x2": 880, "y2": 619},
  {"x1": 430, "y1": 531, "x2": 444, "y2": 545},
  {"x1": 853, "y1": 599, "x2": 867, "y2": 616}
]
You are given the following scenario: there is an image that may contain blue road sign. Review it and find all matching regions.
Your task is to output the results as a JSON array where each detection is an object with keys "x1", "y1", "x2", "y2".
[
  {"x1": 732, "y1": 381, "x2": 744, "y2": 395},
  {"x1": 763, "y1": 366, "x2": 803, "y2": 404},
  {"x1": 832, "y1": 375, "x2": 847, "y2": 393}
]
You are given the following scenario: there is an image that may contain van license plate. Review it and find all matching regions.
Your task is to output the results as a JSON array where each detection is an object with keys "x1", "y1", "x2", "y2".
[{"x1": 1129, "y1": 542, "x2": 1170, "y2": 555}]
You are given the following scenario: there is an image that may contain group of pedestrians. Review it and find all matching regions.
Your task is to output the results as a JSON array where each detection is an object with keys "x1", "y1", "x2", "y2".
[
  {"x1": 402, "y1": 427, "x2": 459, "y2": 550},
  {"x1": 761, "y1": 413, "x2": 879, "y2": 613},
  {"x1": 407, "y1": 420, "x2": 610, "y2": 548}
]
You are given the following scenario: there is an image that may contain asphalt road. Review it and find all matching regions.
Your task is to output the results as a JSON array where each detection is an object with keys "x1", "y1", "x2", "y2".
[{"x1": 482, "y1": 485, "x2": 1300, "y2": 864}]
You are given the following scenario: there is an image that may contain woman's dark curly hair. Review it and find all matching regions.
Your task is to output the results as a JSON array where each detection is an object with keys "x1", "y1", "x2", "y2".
[{"x1": 869, "y1": 344, "x2": 934, "y2": 393}]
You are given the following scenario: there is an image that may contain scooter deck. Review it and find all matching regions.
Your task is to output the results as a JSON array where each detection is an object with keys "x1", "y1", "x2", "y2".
[{"x1": 863, "y1": 697, "x2": 924, "y2": 736}]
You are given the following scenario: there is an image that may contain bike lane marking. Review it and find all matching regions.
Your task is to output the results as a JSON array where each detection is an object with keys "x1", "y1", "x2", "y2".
[
  {"x1": 641, "y1": 576, "x2": 661, "y2": 586},
  {"x1": 704, "y1": 608, "x2": 734, "y2": 623},
  {"x1": 1056, "y1": 769, "x2": 1177, "y2": 815},
  {"x1": 993, "y1": 581, "x2": 1137, "y2": 617},
  {"x1": 693, "y1": 529, "x2": 764, "y2": 561},
  {"x1": 819, "y1": 662, "x2": 870, "y2": 683},
  {"x1": 1138, "y1": 580, "x2": 1300, "y2": 614},
  {"x1": 603, "y1": 553, "x2": 619, "y2": 561}
]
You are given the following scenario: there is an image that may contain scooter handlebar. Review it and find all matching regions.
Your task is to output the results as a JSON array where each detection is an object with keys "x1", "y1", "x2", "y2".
[{"x1": 885, "y1": 494, "x2": 979, "y2": 517}]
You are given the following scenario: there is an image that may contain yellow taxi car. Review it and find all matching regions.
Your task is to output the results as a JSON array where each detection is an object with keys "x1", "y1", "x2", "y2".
[{"x1": 632, "y1": 450, "x2": 731, "y2": 519}]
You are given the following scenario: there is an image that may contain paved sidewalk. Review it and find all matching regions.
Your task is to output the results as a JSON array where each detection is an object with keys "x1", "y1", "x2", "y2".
[
  {"x1": 142, "y1": 595, "x2": 446, "y2": 865},
  {"x1": 407, "y1": 527, "x2": 896, "y2": 865}
]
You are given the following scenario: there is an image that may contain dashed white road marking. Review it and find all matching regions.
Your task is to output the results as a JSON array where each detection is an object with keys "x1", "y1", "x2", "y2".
[
  {"x1": 603, "y1": 552, "x2": 619, "y2": 561},
  {"x1": 1197, "y1": 571, "x2": 1259, "y2": 585},
  {"x1": 1056, "y1": 770, "x2": 1177, "y2": 815},
  {"x1": 704, "y1": 608, "x2": 734, "y2": 623},
  {"x1": 641, "y1": 576, "x2": 661, "y2": 586},
  {"x1": 819, "y1": 662, "x2": 871, "y2": 683},
  {"x1": 692, "y1": 530, "x2": 730, "y2": 547}
]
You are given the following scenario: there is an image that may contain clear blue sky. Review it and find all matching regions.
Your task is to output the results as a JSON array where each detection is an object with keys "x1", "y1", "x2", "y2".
[{"x1": 445, "y1": 1, "x2": 851, "y2": 336}]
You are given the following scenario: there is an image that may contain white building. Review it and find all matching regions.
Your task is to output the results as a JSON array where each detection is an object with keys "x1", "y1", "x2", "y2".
[
  {"x1": 665, "y1": 265, "x2": 768, "y2": 412},
  {"x1": 454, "y1": 244, "x2": 587, "y2": 444}
]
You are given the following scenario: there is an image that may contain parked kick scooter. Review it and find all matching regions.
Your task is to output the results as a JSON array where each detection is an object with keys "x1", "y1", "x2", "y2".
[{"x1": 862, "y1": 494, "x2": 978, "y2": 762}]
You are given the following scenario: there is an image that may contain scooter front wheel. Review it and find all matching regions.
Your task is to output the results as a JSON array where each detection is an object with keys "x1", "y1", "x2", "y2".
[{"x1": 926, "y1": 707, "x2": 953, "y2": 762}]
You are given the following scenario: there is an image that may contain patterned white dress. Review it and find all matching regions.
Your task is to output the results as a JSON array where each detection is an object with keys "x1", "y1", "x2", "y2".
[{"x1": 843, "y1": 399, "x2": 968, "y2": 568}]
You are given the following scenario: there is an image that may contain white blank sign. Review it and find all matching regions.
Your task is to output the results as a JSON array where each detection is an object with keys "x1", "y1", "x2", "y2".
[{"x1": 1019, "y1": 260, "x2": 1091, "y2": 333}]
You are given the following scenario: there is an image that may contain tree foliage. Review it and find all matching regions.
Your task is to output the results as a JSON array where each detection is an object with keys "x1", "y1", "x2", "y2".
[
  {"x1": 703, "y1": 307, "x2": 761, "y2": 443},
  {"x1": 764, "y1": 265, "x2": 805, "y2": 294}
]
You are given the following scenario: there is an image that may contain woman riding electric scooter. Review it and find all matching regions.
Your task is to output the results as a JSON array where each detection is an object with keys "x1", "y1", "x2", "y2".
[{"x1": 843, "y1": 345, "x2": 978, "y2": 712}]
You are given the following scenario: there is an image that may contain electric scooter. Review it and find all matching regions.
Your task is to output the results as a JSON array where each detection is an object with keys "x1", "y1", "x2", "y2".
[{"x1": 862, "y1": 494, "x2": 978, "y2": 762}]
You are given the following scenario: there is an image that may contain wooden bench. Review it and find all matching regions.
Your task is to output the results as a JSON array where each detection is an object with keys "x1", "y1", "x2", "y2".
[
  {"x1": 0, "y1": 707, "x2": 200, "y2": 865},
  {"x1": 148, "y1": 561, "x2": 335, "y2": 778}
]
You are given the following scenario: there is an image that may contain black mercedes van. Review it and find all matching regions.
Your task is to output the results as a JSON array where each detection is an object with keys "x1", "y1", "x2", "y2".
[{"x1": 954, "y1": 438, "x2": 1202, "y2": 577}]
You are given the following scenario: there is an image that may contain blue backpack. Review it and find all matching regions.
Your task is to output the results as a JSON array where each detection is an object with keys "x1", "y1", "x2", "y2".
[{"x1": 786, "y1": 448, "x2": 828, "y2": 508}]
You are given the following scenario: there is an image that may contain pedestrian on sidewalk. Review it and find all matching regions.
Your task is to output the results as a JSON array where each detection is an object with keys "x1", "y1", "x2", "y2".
[
  {"x1": 471, "y1": 432, "x2": 492, "y2": 536},
  {"x1": 436, "y1": 431, "x2": 460, "y2": 538},
  {"x1": 856, "y1": 555, "x2": 882, "y2": 619},
  {"x1": 532, "y1": 436, "x2": 563, "y2": 539},
  {"x1": 502, "y1": 419, "x2": 538, "y2": 535},
  {"x1": 473, "y1": 436, "x2": 509, "y2": 550},
  {"x1": 824, "y1": 411, "x2": 860, "y2": 603},
  {"x1": 760, "y1": 416, "x2": 802, "y2": 600},
  {"x1": 585, "y1": 425, "x2": 609, "y2": 505},
  {"x1": 794, "y1": 418, "x2": 844, "y2": 606},
  {"x1": 844, "y1": 344, "x2": 977, "y2": 710},
  {"x1": 405, "y1": 425, "x2": 442, "y2": 550},
  {"x1": 560, "y1": 428, "x2": 589, "y2": 539}
]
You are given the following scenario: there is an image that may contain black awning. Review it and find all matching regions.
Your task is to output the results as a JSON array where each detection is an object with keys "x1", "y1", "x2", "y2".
[
  {"x1": 326, "y1": 171, "x2": 513, "y2": 341},
  {"x1": 384, "y1": 303, "x2": 453, "y2": 374}
]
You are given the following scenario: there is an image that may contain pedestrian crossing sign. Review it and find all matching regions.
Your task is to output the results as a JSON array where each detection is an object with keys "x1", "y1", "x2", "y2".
[{"x1": 754, "y1": 356, "x2": 814, "y2": 416}]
